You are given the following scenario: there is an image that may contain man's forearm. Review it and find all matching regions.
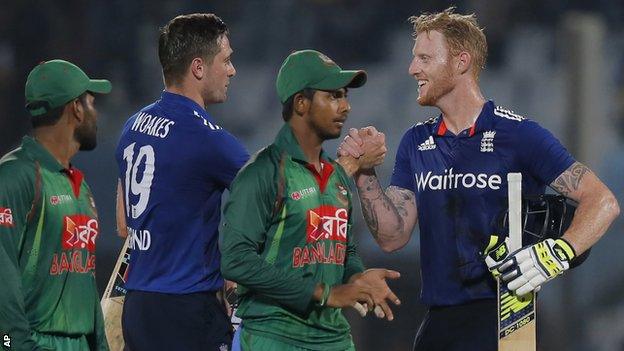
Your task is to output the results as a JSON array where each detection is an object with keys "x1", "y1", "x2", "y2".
[
  {"x1": 561, "y1": 188, "x2": 619, "y2": 255},
  {"x1": 550, "y1": 162, "x2": 620, "y2": 254},
  {"x1": 355, "y1": 171, "x2": 411, "y2": 252}
]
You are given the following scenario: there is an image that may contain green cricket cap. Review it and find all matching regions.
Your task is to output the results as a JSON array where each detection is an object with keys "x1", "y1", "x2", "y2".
[
  {"x1": 25, "y1": 59, "x2": 112, "y2": 116},
  {"x1": 276, "y1": 50, "x2": 367, "y2": 103}
]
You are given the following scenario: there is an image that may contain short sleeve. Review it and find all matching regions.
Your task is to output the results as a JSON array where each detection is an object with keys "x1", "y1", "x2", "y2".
[
  {"x1": 516, "y1": 120, "x2": 575, "y2": 184},
  {"x1": 204, "y1": 130, "x2": 250, "y2": 189},
  {"x1": 390, "y1": 129, "x2": 415, "y2": 191}
]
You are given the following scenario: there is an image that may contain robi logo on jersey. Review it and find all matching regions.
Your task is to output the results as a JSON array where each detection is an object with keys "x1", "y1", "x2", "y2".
[
  {"x1": 306, "y1": 205, "x2": 348, "y2": 243},
  {"x1": 62, "y1": 215, "x2": 98, "y2": 252},
  {"x1": 415, "y1": 168, "x2": 502, "y2": 192}
]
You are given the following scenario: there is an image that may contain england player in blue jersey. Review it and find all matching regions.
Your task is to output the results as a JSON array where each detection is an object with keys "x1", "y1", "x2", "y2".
[
  {"x1": 114, "y1": 14, "x2": 249, "y2": 351},
  {"x1": 338, "y1": 8, "x2": 620, "y2": 351}
]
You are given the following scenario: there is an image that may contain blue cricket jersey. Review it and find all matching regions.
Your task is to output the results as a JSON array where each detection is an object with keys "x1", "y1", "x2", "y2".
[
  {"x1": 390, "y1": 101, "x2": 575, "y2": 307},
  {"x1": 115, "y1": 91, "x2": 249, "y2": 294}
]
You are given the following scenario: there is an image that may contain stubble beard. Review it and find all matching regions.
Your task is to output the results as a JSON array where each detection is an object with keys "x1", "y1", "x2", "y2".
[
  {"x1": 75, "y1": 121, "x2": 97, "y2": 151},
  {"x1": 417, "y1": 63, "x2": 455, "y2": 107}
]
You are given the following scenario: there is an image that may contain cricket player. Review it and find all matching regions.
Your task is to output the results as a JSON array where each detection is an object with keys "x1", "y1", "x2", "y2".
[
  {"x1": 220, "y1": 50, "x2": 401, "y2": 351},
  {"x1": 115, "y1": 14, "x2": 249, "y2": 351},
  {"x1": 0, "y1": 60, "x2": 111, "y2": 350},
  {"x1": 338, "y1": 8, "x2": 620, "y2": 351}
]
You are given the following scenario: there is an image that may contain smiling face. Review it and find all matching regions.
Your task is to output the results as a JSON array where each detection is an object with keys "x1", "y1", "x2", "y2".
[
  {"x1": 201, "y1": 35, "x2": 236, "y2": 105},
  {"x1": 408, "y1": 30, "x2": 457, "y2": 107},
  {"x1": 307, "y1": 88, "x2": 350, "y2": 141}
]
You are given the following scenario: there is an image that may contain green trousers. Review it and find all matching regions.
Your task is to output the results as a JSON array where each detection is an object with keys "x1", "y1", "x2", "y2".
[
  {"x1": 31, "y1": 331, "x2": 90, "y2": 351},
  {"x1": 239, "y1": 327, "x2": 356, "y2": 351}
]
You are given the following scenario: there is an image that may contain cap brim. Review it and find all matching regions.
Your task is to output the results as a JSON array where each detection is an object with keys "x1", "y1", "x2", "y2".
[
  {"x1": 311, "y1": 70, "x2": 367, "y2": 91},
  {"x1": 87, "y1": 79, "x2": 112, "y2": 94}
]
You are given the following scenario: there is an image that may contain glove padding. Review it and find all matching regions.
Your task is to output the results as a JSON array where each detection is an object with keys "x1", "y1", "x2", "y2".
[
  {"x1": 483, "y1": 235, "x2": 512, "y2": 277},
  {"x1": 493, "y1": 238, "x2": 576, "y2": 296}
]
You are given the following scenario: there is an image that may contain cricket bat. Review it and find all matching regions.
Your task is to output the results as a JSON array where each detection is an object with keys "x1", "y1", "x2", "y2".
[
  {"x1": 101, "y1": 237, "x2": 131, "y2": 351},
  {"x1": 498, "y1": 173, "x2": 536, "y2": 351}
]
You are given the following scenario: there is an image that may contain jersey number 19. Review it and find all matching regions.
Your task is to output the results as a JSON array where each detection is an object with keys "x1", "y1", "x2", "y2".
[{"x1": 122, "y1": 142, "x2": 155, "y2": 219}]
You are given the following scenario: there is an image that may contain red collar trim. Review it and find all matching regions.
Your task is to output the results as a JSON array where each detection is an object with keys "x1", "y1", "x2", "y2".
[
  {"x1": 437, "y1": 119, "x2": 478, "y2": 137},
  {"x1": 468, "y1": 123, "x2": 477, "y2": 137},
  {"x1": 305, "y1": 160, "x2": 334, "y2": 193},
  {"x1": 436, "y1": 120, "x2": 447, "y2": 136},
  {"x1": 62, "y1": 167, "x2": 84, "y2": 198}
]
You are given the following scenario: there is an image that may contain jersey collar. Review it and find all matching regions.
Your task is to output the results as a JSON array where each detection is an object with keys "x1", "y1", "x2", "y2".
[
  {"x1": 160, "y1": 91, "x2": 217, "y2": 123},
  {"x1": 434, "y1": 100, "x2": 495, "y2": 137},
  {"x1": 22, "y1": 136, "x2": 65, "y2": 172},
  {"x1": 274, "y1": 124, "x2": 331, "y2": 164}
]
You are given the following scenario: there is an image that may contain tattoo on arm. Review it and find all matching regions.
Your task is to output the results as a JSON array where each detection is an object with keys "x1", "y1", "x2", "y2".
[
  {"x1": 386, "y1": 187, "x2": 415, "y2": 219},
  {"x1": 357, "y1": 174, "x2": 416, "y2": 244},
  {"x1": 359, "y1": 175, "x2": 384, "y2": 237},
  {"x1": 550, "y1": 162, "x2": 591, "y2": 197}
]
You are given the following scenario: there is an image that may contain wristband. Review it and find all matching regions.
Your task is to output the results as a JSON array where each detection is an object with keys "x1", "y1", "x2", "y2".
[{"x1": 317, "y1": 283, "x2": 331, "y2": 307}]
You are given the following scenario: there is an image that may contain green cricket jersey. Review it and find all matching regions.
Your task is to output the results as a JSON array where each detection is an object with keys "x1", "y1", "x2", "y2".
[
  {"x1": 0, "y1": 136, "x2": 107, "y2": 351},
  {"x1": 220, "y1": 124, "x2": 365, "y2": 350}
]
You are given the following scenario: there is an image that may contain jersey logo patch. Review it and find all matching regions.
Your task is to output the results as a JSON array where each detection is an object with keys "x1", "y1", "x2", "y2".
[
  {"x1": 306, "y1": 205, "x2": 348, "y2": 243},
  {"x1": 62, "y1": 215, "x2": 99, "y2": 252},
  {"x1": 290, "y1": 187, "x2": 316, "y2": 201},
  {"x1": 0, "y1": 207, "x2": 14, "y2": 227},
  {"x1": 418, "y1": 136, "x2": 437, "y2": 151},
  {"x1": 50, "y1": 194, "x2": 72, "y2": 206},
  {"x1": 480, "y1": 130, "x2": 496, "y2": 152}
]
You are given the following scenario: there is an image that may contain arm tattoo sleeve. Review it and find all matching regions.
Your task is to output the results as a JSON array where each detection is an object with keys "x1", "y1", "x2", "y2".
[{"x1": 550, "y1": 162, "x2": 591, "y2": 197}]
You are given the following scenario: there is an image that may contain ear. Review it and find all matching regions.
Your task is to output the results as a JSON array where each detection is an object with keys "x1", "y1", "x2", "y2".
[
  {"x1": 190, "y1": 57, "x2": 205, "y2": 80},
  {"x1": 68, "y1": 98, "x2": 85, "y2": 125},
  {"x1": 456, "y1": 51, "x2": 471, "y2": 75},
  {"x1": 293, "y1": 93, "x2": 311, "y2": 117}
]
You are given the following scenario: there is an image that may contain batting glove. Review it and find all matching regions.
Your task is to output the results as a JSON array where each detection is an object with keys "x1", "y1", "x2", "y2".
[
  {"x1": 483, "y1": 235, "x2": 512, "y2": 277},
  {"x1": 495, "y1": 238, "x2": 576, "y2": 296}
]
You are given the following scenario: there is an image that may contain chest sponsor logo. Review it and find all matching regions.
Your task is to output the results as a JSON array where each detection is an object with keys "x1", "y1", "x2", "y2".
[
  {"x1": 290, "y1": 187, "x2": 316, "y2": 201},
  {"x1": 50, "y1": 214, "x2": 98, "y2": 276},
  {"x1": 306, "y1": 205, "x2": 348, "y2": 243},
  {"x1": 62, "y1": 215, "x2": 98, "y2": 252},
  {"x1": 415, "y1": 168, "x2": 502, "y2": 192},
  {"x1": 480, "y1": 130, "x2": 496, "y2": 152},
  {"x1": 418, "y1": 135, "x2": 436, "y2": 151},
  {"x1": 292, "y1": 205, "x2": 349, "y2": 268},
  {"x1": 0, "y1": 207, "x2": 14, "y2": 227},
  {"x1": 50, "y1": 194, "x2": 72, "y2": 205}
]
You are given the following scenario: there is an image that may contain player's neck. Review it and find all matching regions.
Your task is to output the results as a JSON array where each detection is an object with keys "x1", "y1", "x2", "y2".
[
  {"x1": 33, "y1": 127, "x2": 79, "y2": 169},
  {"x1": 165, "y1": 85, "x2": 206, "y2": 111},
  {"x1": 289, "y1": 121, "x2": 323, "y2": 171},
  {"x1": 437, "y1": 82, "x2": 486, "y2": 135}
]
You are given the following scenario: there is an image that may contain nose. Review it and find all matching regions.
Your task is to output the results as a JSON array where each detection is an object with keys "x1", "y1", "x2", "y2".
[
  {"x1": 340, "y1": 98, "x2": 351, "y2": 114},
  {"x1": 408, "y1": 57, "x2": 420, "y2": 76},
  {"x1": 229, "y1": 63, "x2": 236, "y2": 78}
]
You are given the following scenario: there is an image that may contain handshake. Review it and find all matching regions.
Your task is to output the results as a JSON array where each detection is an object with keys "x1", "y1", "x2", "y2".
[{"x1": 337, "y1": 126, "x2": 388, "y2": 177}]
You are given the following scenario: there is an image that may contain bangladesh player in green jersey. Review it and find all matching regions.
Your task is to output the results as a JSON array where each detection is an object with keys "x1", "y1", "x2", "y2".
[
  {"x1": 220, "y1": 50, "x2": 400, "y2": 351},
  {"x1": 0, "y1": 60, "x2": 111, "y2": 351}
]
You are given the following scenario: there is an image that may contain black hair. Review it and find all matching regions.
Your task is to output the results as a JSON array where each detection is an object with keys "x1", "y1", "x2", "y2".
[
  {"x1": 29, "y1": 93, "x2": 89, "y2": 129},
  {"x1": 281, "y1": 88, "x2": 316, "y2": 121}
]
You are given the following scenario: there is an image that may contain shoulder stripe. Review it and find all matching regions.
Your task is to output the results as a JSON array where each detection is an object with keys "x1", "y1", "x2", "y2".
[
  {"x1": 415, "y1": 116, "x2": 439, "y2": 127},
  {"x1": 193, "y1": 110, "x2": 222, "y2": 130},
  {"x1": 493, "y1": 106, "x2": 525, "y2": 121}
]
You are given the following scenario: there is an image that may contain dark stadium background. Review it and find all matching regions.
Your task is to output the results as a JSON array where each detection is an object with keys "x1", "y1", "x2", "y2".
[{"x1": 1, "y1": 1, "x2": 623, "y2": 350}]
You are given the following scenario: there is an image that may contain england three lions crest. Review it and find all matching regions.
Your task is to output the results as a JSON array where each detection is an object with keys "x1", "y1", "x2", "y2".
[{"x1": 480, "y1": 130, "x2": 496, "y2": 152}]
